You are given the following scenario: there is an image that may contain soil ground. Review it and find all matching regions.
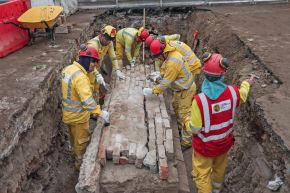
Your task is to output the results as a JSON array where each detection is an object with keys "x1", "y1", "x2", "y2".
[{"x1": 1, "y1": 3, "x2": 290, "y2": 193}]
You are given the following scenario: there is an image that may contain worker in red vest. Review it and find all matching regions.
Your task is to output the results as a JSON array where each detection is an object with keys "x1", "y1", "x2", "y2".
[{"x1": 184, "y1": 52, "x2": 254, "y2": 193}]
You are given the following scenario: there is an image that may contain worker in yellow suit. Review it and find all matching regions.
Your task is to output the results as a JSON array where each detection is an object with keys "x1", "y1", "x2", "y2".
[
  {"x1": 116, "y1": 27, "x2": 149, "y2": 68},
  {"x1": 145, "y1": 34, "x2": 181, "y2": 71},
  {"x1": 87, "y1": 25, "x2": 125, "y2": 104},
  {"x1": 143, "y1": 39, "x2": 195, "y2": 148},
  {"x1": 184, "y1": 52, "x2": 254, "y2": 193},
  {"x1": 146, "y1": 35, "x2": 201, "y2": 75},
  {"x1": 62, "y1": 47, "x2": 110, "y2": 170}
]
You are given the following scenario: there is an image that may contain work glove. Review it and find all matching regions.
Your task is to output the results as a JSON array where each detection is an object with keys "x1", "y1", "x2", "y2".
[
  {"x1": 115, "y1": 69, "x2": 126, "y2": 80},
  {"x1": 147, "y1": 71, "x2": 162, "y2": 83},
  {"x1": 96, "y1": 74, "x2": 106, "y2": 86},
  {"x1": 143, "y1": 88, "x2": 153, "y2": 96},
  {"x1": 100, "y1": 110, "x2": 110, "y2": 124},
  {"x1": 130, "y1": 57, "x2": 136, "y2": 67}
]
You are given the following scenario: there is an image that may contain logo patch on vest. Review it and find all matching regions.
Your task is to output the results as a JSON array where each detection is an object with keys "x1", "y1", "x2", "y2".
[{"x1": 211, "y1": 99, "x2": 231, "y2": 114}]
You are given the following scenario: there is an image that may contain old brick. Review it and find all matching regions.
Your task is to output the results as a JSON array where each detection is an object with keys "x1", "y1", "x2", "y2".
[
  {"x1": 121, "y1": 138, "x2": 129, "y2": 157},
  {"x1": 119, "y1": 156, "x2": 129, "y2": 165},
  {"x1": 163, "y1": 119, "x2": 171, "y2": 130},
  {"x1": 157, "y1": 145, "x2": 166, "y2": 160},
  {"x1": 161, "y1": 109, "x2": 169, "y2": 119},
  {"x1": 156, "y1": 132, "x2": 164, "y2": 145},
  {"x1": 143, "y1": 150, "x2": 157, "y2": 173},
  {"x1": 166, "y1": 129, "x2": 173, "y2": 140},
  {"x1": 113, "y1": 143, "x2": 121, "y2": 164},
  {"x1": 148, "y1": 119, "x2": 155, "y2": 129},
  {"x1": 97, "y1": 129, "x2": 108, "y2": 166},
  {"x1": 165, "y1": 139, "x2": 174, "y2": 161},
  {"x1": 159, "y1": 158, "x2": 169, "y2": 180},
  {"x1": 160, "y1": 103, "x2": 167, "y2": 110},
  {"x1": 129, "y1": 143, "x2": 137, "y2": 164},
  {"x1": 148, "y1": 139, "x2": 156, "y2": 151},
  {"x1": 106, "y1": 145, "x2": 113, "y2": 160}
]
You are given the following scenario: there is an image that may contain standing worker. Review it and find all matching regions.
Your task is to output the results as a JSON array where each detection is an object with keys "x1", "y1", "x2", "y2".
[
  {"x1": 184, "y1": 52, "x2": 254, "y2": 193},
  {"x1": 143, "y1": 39, "x2": 195, "y2": 148},
  {"x1": 61, "y1": 47, "x2": 110, "y2": 170},
  {"x1": 87, "y1": 25, "x2": 125, "y2": 104},
  {"x1": 116, "y1": 27, "x2": 149, "y2": 68}
]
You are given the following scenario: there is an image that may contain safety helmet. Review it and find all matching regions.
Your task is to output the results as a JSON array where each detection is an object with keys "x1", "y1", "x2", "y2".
[
  {"x1": 150, "y1": 39, "x2": 165, "y2": 57},
  {"x1": 138, "y1": 27, "x2": 149, "y2": 42},
  {"x1": 79, "y1": 44, "x2": 99, "y2": 60},
  {"x1": 145, "y1": 35, "x2": 155, "y2": 47},
  {"x1": 101, "y1": 25, "x2": 117, "y2": 40},
  {"x1": 202, "y1": 52, "x2": 229, "y2": 76}
]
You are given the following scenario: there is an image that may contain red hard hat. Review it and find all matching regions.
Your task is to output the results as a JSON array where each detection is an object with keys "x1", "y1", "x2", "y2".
[
  {"x1": 139, "y1": 29, "x2": 149, "y2": 41},
  {"x1": 145, "y1": 35, "x2": 155, "y2": 47},
  {"x1": 150, "y1": 39, "x2": 165, "y2": 57},
  {"x1": 79, "y1": 46, "x2": 99, "y2": 60},
  {"x1": 202, "y1": 52, "x2": 229, "y2": 76}
]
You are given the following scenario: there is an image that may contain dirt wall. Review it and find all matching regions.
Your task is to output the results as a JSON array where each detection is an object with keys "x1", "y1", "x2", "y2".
[
  {"x1": 0, "y1": 15, "x2": 97, "y2": 193},
  {"x1": 94, "y1": 8, "x2": 290, "y2": 192}
]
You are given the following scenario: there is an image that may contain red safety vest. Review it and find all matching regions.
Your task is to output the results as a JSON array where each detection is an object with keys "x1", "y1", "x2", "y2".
[{"x1": 193, "y1": 85, "x2": 240, "y2": 157}]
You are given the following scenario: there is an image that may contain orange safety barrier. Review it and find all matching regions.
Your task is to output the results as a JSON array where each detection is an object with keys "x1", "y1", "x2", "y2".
[{"x1": 0, "y1": 0, "x2": 30, "y2": 58}]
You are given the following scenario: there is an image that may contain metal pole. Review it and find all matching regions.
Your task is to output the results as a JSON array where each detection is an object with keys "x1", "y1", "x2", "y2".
[{"x1": 142, "y1": 8, "x2": 145, "y2": 65}]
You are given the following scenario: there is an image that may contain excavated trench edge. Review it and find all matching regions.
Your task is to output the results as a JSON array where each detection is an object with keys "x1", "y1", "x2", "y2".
[{"x1": 1, "y1": 7, "x2": 289, "y2": 193}]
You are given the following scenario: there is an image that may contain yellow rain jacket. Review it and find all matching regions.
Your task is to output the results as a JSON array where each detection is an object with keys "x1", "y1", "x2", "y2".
[
  {"x1": 155, "y1": 40, "x2": 201, "y2": 74},
  {"x1": 116, "y1": 28, "x2": 142, "y2": 62},
  {"x1": 62, "y1": 61, "x2": 101, "y2": 124},
  {"x1": 153, "y1": 45, "x2": 194, "y2": 95},
  {"x1": 87, "y1": 35, "x2": 119, "y2": 72},
  {"x1": 154, "y1": 34, "x2": 181, "y2": 70},
  {"x1": 158, "y1": 34, "x2": 180, "y2": 42},
  {"x1": 169, "y1": 41, "x2": 201, "y2": 75},
  {"x1": 87, "y1": 35, "x2": 119, "y2": 101}
]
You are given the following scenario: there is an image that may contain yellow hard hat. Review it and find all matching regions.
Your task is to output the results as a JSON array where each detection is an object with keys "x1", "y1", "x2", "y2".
[{"x1": 101, "y1": 25, "x2": 117, "y2": 39}]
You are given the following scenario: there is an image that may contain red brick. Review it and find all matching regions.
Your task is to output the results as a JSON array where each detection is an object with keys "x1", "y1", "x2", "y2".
[
  {"x1": 97, "y1": 129, "x2": 108, "y2": 166},
  {"x1": 119, "y1": 156, "x2": 129, "y2": 165},
  {"x1": 159, "y1": 158, "x2": 169, "y2": 180}
]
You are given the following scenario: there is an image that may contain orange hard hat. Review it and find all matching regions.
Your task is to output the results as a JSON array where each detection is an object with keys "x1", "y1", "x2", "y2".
[{"x1": 202, "y1": 52, "x2": 229, "y2": 76}]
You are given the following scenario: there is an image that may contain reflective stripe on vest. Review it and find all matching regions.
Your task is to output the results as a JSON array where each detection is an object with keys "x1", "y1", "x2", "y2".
[
  {"x1": 66, "y1": 70, "x2": 81, "y2": 100},
  {"x1": 63, "y1": 96, "x2": 95, "y2": 106},
  {"x1": 160, "y1": 78, "x2": 172, "y2": 90},
  {"x1": 171, "y1": 42, "x2": 198, "y2": 64},
  {"x1": 91, "y1": 38, "x2": 101, "y2": 48},
  {"x1": 228, "y1": 85, "x2": 237, "y2": 120},
  {"x1": 197, "y1": 127, "x2": 234, "y2": 143},
  {"x1": 197, "y1": 85, "x2": 237, "y2": 142},
  {"x1": 122, "y1": 29, "x2": 134, "y2": 41},
  {"x1": 166, "y1": 57, "x2": 193, "y2": 90}
]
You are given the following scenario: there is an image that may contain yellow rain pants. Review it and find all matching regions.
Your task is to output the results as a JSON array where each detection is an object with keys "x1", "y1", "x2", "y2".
[
  {"x1": 68, "y1": 121, "x2": 91, "y2": 157},
  {"x1": 192, "y1": 151, "x2": 228, "y2": 193},
  {"x1": 172, "y1": 83, "x2": 196, "y2": 147}
]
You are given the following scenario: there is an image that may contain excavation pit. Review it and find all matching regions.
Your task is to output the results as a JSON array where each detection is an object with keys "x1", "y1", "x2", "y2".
[{"x1": 1, "y1": 4, "x2": 290, "y2": 193}]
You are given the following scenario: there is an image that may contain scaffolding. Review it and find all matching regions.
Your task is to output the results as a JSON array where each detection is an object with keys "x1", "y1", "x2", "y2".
[{"x1": 78, "y1": 0, "x2": 287, "y2": 9}]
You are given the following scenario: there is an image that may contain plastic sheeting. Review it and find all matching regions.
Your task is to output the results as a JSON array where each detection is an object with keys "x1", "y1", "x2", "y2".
[{"x1": 30, "y1": 0, "x2": 77, "y2": 15}]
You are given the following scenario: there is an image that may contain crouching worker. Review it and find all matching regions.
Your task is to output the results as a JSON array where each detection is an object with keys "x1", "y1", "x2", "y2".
[
  {"x1": 184, "y1": 52, "x2": 255, "y2": 193},
  {"x1": 61, "y1": 47, "x2": 110, "y2": 170}
]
